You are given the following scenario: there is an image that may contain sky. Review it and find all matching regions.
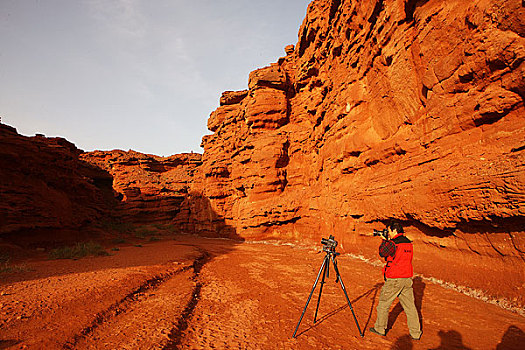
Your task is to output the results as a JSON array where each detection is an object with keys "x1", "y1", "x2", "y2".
[{"x1": 0, "y1": 0, "x2": 311, "y2": 156}]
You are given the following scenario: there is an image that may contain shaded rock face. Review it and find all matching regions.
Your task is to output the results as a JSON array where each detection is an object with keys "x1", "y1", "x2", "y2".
[
  {"x1": 80, "y1": 150, "x2": 202, "y2": 227},
  {"x1": 0, "y1": 125, "x2": 212, "y2": 243},
  {"x1": 0, "y1": 124, "x2": 116, "y2": 244},
  {"x1": 194, "y1": 0, "x2": 525, "y2": 305}
]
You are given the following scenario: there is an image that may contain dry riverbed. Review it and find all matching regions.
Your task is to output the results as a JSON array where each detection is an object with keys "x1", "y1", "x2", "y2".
[{"x1": 1, "y1": 236, "x2": 524, "y2": 349}]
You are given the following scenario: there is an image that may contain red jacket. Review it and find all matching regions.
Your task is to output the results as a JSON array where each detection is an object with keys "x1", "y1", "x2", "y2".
[{"x1": 382, "y1": 234, "x2": 414, "y2": 279}]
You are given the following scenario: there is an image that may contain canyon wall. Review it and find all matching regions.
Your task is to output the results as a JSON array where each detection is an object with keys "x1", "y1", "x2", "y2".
[
  {"x1": 0, "y1": 125, "x2": 204, "y2": 245},
  {"x1": 191, "y1": 0, "x2": 525, "y2": 305},
  {"x1": 0, "y1": 123, "x2": 116, "y2": 245},
  {"x1": 81, "y1": 150, "x2": 202, "y2": 227},
  {"x1": 81, "y1": 150, "x2": 231, "y2": 238}
]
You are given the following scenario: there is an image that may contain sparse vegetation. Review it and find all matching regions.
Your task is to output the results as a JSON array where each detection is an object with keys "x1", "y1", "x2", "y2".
[
  {"x1": 154, "y1": 223, "x2": 178, "y2": 234},
  {"x1": 48, "y1": 241, "x2": 110, "y2": 260},
  {"x1": 0, "y1": 252, "x2": 32, "y2": 273},
  {"x1": 0, "y1": 262, "x2": 31, "y2": 274},
  {"x1": 153, "y1": 223, "x2": 165, "y2": 230}
]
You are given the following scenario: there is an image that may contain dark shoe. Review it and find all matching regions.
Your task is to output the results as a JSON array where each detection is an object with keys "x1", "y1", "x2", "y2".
[{"x1": 369, "y1": 327, "x2": 386, "y2": 336}]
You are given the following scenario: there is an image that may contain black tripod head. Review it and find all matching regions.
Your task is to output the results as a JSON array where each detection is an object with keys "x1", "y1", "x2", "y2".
[{"x1": 321, "y1": 235, "x2": 338, "y2": 254}]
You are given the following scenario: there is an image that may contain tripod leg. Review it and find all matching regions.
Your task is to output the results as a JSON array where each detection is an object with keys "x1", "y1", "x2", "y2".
[
  {"x1": 292, "y1": 255, "x2": 329, "y2": 338},
  {"x1": 313, "y1": 256, "x2": 329, "y2": 323},
  {"x1": 331, "y1": 255, "x2": 364, "y2": 337}
]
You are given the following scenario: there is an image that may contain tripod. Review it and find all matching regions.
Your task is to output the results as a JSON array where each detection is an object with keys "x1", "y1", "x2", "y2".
[{"x1": 292, "y1": 245, "x2": 364, "y2": 338}]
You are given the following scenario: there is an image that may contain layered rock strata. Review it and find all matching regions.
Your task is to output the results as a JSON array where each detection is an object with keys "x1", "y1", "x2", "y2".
[
  {"x1": 0, "y1": 123, "x2": 116, "y2": 244},
  {"x1": 193, "y1": 0, "x2": 525, "y2": 305},
  {"x1": 0, "y1": 125, "x2": 205, "y2": 244},
  {"x1": 81, "y1": 150, "x2": 202, "y2": 227}
]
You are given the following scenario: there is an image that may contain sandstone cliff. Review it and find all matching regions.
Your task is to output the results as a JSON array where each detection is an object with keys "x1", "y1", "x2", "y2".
[
  {"x1": 81, "y1": 150, "x2": 202, "y2": 226},
  {"x1": 192, "y1": 0, "x2": 525, "y2": 305},
  {"x1": 0, "y1": 123, "x2": 116, "y2": 245},
  {"x1": 0, "y1": 126, "x2": 206, "y2": 243}
]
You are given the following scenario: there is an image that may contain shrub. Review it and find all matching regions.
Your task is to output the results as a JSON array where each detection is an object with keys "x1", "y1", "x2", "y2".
[
  {"x1": 0, "y1": 262, "x2": 31, "y2": 273},
  {"x1": 154, "y1": 223, "x2": 178, "y2": 234},
  {"x1": 48, "y1": 241, "x2": 109, "y2": 260},
  {"x1": 133, "y1": 226, "x2": 157, "y2": 239},
  {"x1": 0, "y1": 253, "x2": 32, "y2": 273}
]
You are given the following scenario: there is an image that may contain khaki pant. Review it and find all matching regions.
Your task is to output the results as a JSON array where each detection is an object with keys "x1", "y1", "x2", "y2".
[{"x1": 374, "y1": 277, "x2": 422, "y2": 338}]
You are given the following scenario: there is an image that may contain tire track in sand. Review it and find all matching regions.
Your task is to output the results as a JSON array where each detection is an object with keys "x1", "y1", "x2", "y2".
[
  {"x1": 64, "y1": 247, "x2": 211, "y2": 350},
  {"x1": 163, "y1": 249, "x2": 211, "y2": 350}
]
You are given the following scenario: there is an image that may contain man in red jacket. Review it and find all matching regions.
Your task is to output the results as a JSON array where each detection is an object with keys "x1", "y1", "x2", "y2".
[{"x1": 369, "y1": 221, "x2": 422, "y2": 340}]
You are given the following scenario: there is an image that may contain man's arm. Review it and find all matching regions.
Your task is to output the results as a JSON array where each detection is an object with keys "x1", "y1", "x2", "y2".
[{"x1": 379, "y1": 240, "x2": 396, "y2": 259}]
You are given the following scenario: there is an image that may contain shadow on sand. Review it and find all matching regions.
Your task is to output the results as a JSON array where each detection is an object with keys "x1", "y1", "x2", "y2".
[
  {"x1": 496, "y1": 325, "x2": 525, "y2": 350},
  {"x1": 389, "y1": 330, "x2": 472, "y2": 350},
  {"x1": 391, "y1": 334, "x2": 414, "y2": 350},
  {"x1": 389, "y1": 325, "x2": 525, "y2": 350},
  {"x1": 0, "y1": 192, "x2": 244, "y2": 285},
  {"x1": 294, "y1": 282, "x2": 383, "y2": 338},
  {"x1": 428, "y1": 330, "x2": 472, "y2": 350}
]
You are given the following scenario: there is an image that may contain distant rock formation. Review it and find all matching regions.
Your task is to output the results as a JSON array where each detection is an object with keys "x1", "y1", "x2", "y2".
[
  {"x1": 0, "y1": 126, "x2": 208, "y2": 242},
  {"x1": 80, "y1": 150, "x2": 202, "y2": 226}
]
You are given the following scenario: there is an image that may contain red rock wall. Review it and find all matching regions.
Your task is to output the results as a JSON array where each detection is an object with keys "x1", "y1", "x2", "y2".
[
  {"x1": 81, "y1": 150, "x2": 236, "y2": 238},
  {"x1": 80, "y1": 150, "x2": 202, "y2": 226},
  {"x1": 193, "y1": 0, "x2": 525, "y2": 305},
  {"x1": 0, "y1": 123, "x2": 116, "y2": 244},
  {"x1": 0, "y1": 125, "x2": 205, "y2": 244}
]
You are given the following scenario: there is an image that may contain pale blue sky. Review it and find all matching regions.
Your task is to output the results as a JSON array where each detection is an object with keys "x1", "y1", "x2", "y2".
[{"x1": 0, "y1": 0, "x2": 310, "y2": 155}]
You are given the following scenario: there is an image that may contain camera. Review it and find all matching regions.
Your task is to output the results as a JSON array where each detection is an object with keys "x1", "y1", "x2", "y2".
[
  {"x1": 373, "y1": 228, "x2": 389, "y2": 240},
  {"x1": 321, "y1": 235, "x2": 338, "y2": 252}
]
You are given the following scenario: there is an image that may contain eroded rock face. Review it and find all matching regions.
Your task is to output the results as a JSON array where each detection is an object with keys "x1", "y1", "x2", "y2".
[
  {"x1": 81, "y1": 150, "x2": 202, "y2": 226},
  {"x1": 0, "y1": 124, "x2": 116, "y2": 243},
  {"x1": 193, "y1": 0, "x2": 525, "y2": 305},
  {"x1": 0, "y1": 125, "x2": 206, "y2": 242}
]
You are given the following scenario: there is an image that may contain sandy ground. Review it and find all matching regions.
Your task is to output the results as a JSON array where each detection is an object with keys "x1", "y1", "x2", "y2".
[{"x1": 1, "y1": 235, "x2": 524, "y2": 349}]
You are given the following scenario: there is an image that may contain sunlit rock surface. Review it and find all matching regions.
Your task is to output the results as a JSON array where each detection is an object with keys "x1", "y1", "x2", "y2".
[{"x1": 192, "y1": 0, "x2": 525, "y2": 306}]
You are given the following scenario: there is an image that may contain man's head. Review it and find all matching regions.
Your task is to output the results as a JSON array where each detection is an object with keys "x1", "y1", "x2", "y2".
[{"x1": 387, "y1": 221, "x2": 404, "y2": 236}]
